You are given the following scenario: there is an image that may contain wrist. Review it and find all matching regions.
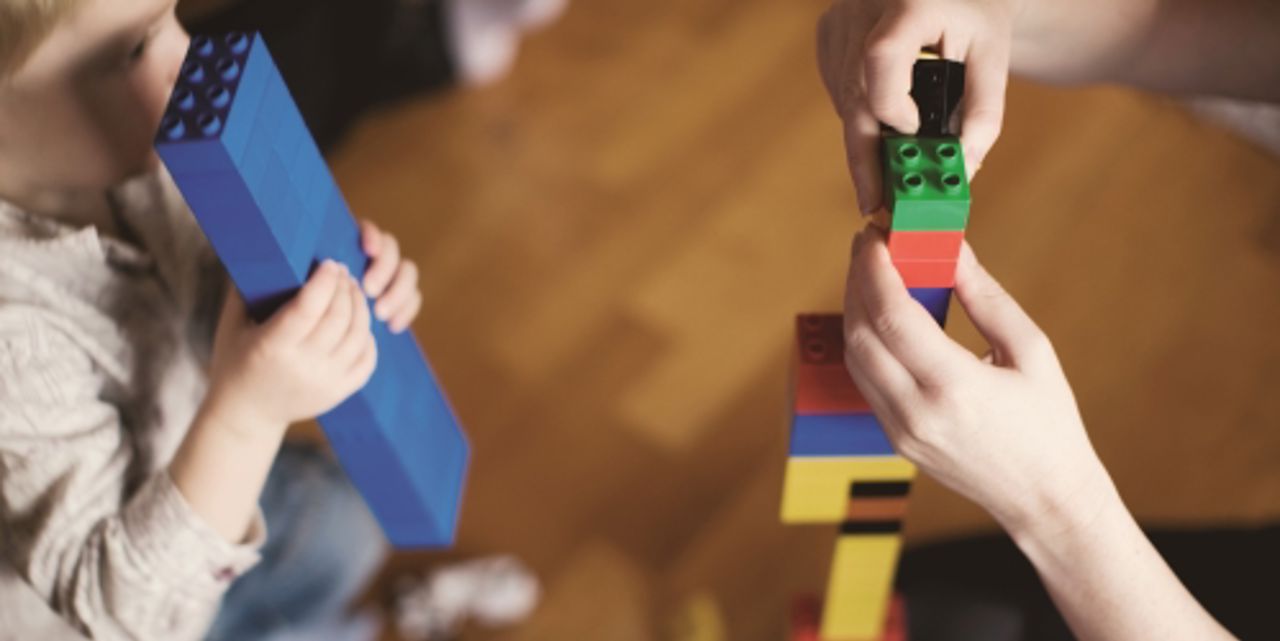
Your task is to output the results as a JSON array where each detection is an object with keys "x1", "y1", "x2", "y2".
[
  {"x1": 197, "y1": 388, "x2": 289, "y2": 443},
  {"x1": 1003, "y1": 460, "x2": 1124, "y2": 552}
]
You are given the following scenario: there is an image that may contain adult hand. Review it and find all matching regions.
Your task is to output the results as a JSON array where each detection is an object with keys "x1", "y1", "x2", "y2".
[
  {"x1": 817, "y1": 0, "x2": 1015, "y2": 213},
  {"x1": 842, "y1": 227, "x2": 1110, "y2": 534}
]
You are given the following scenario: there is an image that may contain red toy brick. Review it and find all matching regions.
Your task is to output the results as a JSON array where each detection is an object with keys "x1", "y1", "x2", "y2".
[
  {"x1": 892, "y1": 260, "x2": 956, "y2": 288},
  {"x1": 887, "y1": 230, "x2": 964, "y2": 261},
  {"x1": 787, "y1": 593, "x2": 909, "y2": 641},
  {"x1": 789, "y1": 594, "x2": 821, "y2": 641},
  {"x1": 882, "y1": 595, "x2": 908, "y2": 641},
  {"x1": 793, "y1": 314, "x2": 872, "y2": 415}
]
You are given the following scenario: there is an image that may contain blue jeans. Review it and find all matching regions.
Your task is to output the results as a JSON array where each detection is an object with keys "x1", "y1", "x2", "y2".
[{"x1": 206, "y1": 443, "x2": 388, "y2": 641}]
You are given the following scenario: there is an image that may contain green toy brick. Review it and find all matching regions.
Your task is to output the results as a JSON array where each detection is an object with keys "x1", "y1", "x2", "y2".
[{"x1": 882, "y1": 136, "x2": 970, "y2": 231}]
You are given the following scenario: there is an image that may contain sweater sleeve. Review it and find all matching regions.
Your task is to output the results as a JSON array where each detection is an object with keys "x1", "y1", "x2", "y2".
[{"x1": 0, "y1": 309, "x2": 265, "y2": 640}]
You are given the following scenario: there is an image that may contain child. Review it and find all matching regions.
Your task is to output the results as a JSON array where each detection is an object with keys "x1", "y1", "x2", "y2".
[
  {"x1": 816, "y1": 0, "x2": 1278, "y2": 639},
  {"x1": 0, "y1": 0, "x2": 425, "y2": 639}
]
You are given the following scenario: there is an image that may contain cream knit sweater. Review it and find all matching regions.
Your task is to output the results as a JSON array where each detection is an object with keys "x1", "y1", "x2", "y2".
[{"x1": 0, "y1": 170, "x2": 265, "y2": 640}]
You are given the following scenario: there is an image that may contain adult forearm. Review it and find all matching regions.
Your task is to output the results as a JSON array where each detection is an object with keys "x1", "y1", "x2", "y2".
[
  {"x1": 1012, "y1": 0, "x2": 1280, "y2": 102},
  {"x1": 169, "y1": 397, "x2": 287, "y2": 543},
  {"x1": 1009, "y1": 475, "x2": 1234, "y2": 641}
]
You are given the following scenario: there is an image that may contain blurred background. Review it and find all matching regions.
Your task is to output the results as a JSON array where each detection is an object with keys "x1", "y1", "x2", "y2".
[{"x1": 184, "y1": 0, "x2": 1280, "y2": 638}]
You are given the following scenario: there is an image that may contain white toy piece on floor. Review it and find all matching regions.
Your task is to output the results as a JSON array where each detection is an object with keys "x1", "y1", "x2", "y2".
[
  {"x1": 395, "y1": 555, "x2": 541, "y2": 640},
  {"x1": 444, "y1": 0, "x2": 570, "y2": 85}
]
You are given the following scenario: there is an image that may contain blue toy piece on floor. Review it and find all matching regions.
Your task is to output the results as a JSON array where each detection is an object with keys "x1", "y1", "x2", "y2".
[{"x1": 155, "y1": 32, "x2": 469, "y2": 548}]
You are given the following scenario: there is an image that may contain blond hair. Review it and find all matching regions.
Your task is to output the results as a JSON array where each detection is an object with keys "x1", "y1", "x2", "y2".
[{"x1": 0, "y1": 0, "x2": 84, "y2": 76}]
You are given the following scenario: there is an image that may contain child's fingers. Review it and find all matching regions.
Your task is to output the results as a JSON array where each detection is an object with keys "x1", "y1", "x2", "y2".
[
  {"x1": 851, "y1": 226, "x2": 976, "y2": 387},
  {"x1": 374, "y1": 259, "x2": 419, "y2": 322},
  {"x1": 388, "y1": 292, "x2": 422, "y2": 334},
  {"x1": 343, "y1": 334, "x2": 379, "y2": 391},
  {"x1": 266, "y1": 261, "x2": 342, "y2": 342},
  {"x1": 959, "y1": 39, "x2": 1010, "y2": 175},
  {"x1": 303, "y1": 271, "x2": 356, "y2": 351},
  {"x1": 363, "y1": 231, "x2": 400, "y2": 298},
  {"x1": 360, "y1": 219, "x2": 382, "y2": 255},
  {"x1": 333, "y1": 275, "x2": 373, "y2": 366}
]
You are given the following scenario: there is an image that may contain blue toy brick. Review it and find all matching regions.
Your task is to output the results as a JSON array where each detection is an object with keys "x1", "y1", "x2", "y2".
[
  {"x1": 274, "y1": 115, "x2": 305, "y2": 167},
  {"x1": 156, "y1": 137, "x2": 237, "y2": 176},
  {"x1": 299, "y1": 163, "x2": 331, "y2": 220},
  {"x1": 236, "y1": 125, "x2": 272, "y2": 179},
  {"x1": 254, "y1": 155, "x2": 304, "y2": 242},
  {"x1": 218, "y1": 37, "x2": 274, "y2": 162},
  {"x1": 908, "y1": 287, "x2": 951, "y2": 326},
  {"x1": 170, "y1": 172, "x2": 282, "y2": 262},
  {"x1": 317, "y1": 194, "x2": 370, "y2": 280},
  {"x1": 156, "y1": 31, "x2": 469, "y2": 548},
  {"x1": 789, "y1": 413, "x2": 895, "y2": 457}
]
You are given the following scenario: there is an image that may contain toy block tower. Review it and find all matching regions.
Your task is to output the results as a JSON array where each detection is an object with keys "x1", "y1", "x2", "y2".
[
  {"x1": 155, "y1": 32, "x2": 469, "y2": 548},
  {"x1": 783, "y1": 56, "x2": 968, "y2": 641},
  {"x1": 781, "y1": 314, "x2": 916, "y2": 641}
]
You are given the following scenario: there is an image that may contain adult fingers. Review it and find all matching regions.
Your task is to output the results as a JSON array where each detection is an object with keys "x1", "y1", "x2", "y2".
[
  {"x1": 952, "y1": 242, "x2": 1054, "y2": 372},
  {"x1": 958, "y1": 39, "x2": 1009, "y2": 176},
  {"x1": 844, "y1": 106, "x2": 886, "y2": 214},
  {"x1": 816, "y1": 7, "x2": 842, "y2": 110},
  {"x1": 852, "y1": 226, "x2": 976, "y2": 386},
  {"x1": 843, "y1": 232, "x2": 918, "y2": 414},
  {"x1": 863, "y1": 8, "x2": 942, "y2": 134}
]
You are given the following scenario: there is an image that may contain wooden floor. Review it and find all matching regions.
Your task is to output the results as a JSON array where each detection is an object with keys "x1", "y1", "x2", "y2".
[{"x1": 322, "y1": 0, "x2": 1280, "y2": 638}]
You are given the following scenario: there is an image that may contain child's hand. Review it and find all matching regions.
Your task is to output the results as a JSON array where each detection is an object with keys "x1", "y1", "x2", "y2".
[
  {"x1": 817, "y1": 0, "x2": 1016, "y2": 213},
  {"x1": 206, "y1": 261, "x2": 378, "y2": 431},
  {"x1": 842, "y1": 228, "x2": 1111, "y2": 535},
  {"x1": 359, "y1": 220, "x2": 423, "y2": 334}
]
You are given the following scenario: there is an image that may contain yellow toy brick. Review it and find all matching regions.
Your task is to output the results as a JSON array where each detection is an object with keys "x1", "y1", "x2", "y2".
[
  {"x1": 821, "y1": 535, "x2": 903, "y2": 640},
  {"x1": 780, "y1": 456, "x2": 916, "y2": 524}
]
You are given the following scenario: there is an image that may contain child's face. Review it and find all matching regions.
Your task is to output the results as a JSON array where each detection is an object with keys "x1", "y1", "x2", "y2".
[{"x1": 0, "y1": 0, "x2": 189, "y2": 194}]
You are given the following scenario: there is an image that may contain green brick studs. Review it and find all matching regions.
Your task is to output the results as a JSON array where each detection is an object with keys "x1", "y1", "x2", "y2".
[{"x1": 882, "y1": 136, "x2": 970, "y2": 231}]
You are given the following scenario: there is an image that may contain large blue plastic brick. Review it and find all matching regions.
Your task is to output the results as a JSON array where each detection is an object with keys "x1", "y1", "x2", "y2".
[
  {"x1": 908, "y1": 287, "x2": 951, "y2": 326},
  {"x1": 155, "y1": 32, "x2": 469, "y2": 548},
  {"x1": 789, "y1": 413, "x2": 895, "y2": 457}
]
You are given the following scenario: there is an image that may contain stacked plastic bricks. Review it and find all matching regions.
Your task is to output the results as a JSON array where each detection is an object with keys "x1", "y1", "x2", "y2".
[
  {"x1": 155, "y1": 32, "x2": 469, "y2": 548},
  {"x1": 781, "y1": 57, "x2": 968, "y2": 641}
]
